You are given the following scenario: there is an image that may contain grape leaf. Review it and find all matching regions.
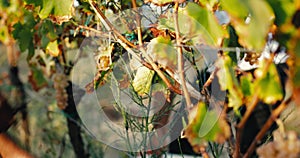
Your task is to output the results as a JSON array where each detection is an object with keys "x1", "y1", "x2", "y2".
[
  {"x1": 266, "y1": 0, "x2": 297, "y2": 27},
  {"x1": 179, "y1": 2, "x2": 227, "y2": 46},
  {"x1": 28, "y1": 66, "x2": 48, "y2": 91},
  {"x1": 37, "y1": 20, "x2": 59, "y2": 49},
  {"x1": 254, "y1": 60, "x2": 283, "y2": 104},
  {"x1": 24, "y1": 0, "x2": 43, "y2": 6},
  {"x1": 147, "y1": 36, "x2": 177, "y2": 69},
  {"x1": 158, "y1": 2, "x2": 227, "y2": 46},
  {"x1": 183, "y1": 102, "x2": 230, "y2": 152},
  {"x1": 220, "y1": 0, "x2": 275, "y2": 50},
  {"x1": 39, "y1": 0, "x2": 73, "y2": 22},
  {"x1": 0, "y1": 26, "x2": 9, "y2": 44},
  {"x1": 289, "y1": 28, "x2": 300, "y2": 106},
  {"x1": 46, "y1": 40, "x2": 60, "y2": 57},
  {"x1": 240, "y1": 73, "x2": 253, "y2": 97},
  {"x1": 216, "y1": 55, "x2": 243, "y2": 110},
  {"x1": 12, "y1": 11, "x2": 36, "y2": 59},
  {"x1": 198, "y1": 0, "x2": 219, "y2": 11},
  {"x1": 144, "y1": 0, "x2": 173, "y2": 6},
  {"x1": 132, "y1": 66, "x2": 155, "y2": 96}
]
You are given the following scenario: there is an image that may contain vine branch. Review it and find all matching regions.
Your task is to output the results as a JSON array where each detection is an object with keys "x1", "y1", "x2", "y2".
[
  {"x1": 243, "y1": 96, "x2": 292, "y2": 158},
  {"x1": 173, "y1": 2, "x2": 192, "y2": 110},
  {"x1": 89, "y1": 0, "x2": 136, "y2": 48},
  {"x1": 235, "y1": 53, "x2": 276, "y2": 157}
]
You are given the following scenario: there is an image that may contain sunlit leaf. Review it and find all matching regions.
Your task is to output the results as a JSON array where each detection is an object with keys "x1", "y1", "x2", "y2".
[
  {"x1": 39, "y1": 0, "x2": 73, "y2": 22},
  {"x1": 132, "y1": 66, "x2": 155, "y2": 96},
  {"x1": 220, "y1": 0, "x2": 275, "y2": 50},
  {"x1": 179, "y1": 2, "x2": 227, "y2": 46},
  {"x1": 254, "y1": 60, "x2": 283, "y2": 104},
  {"x1": 198, "y1": 0, "x2": 219, "y2": 11},
  {"x1": 0, "y1": 26, "x2": 9, "y2": 44},
  {"x1": 158, "y1": 2, "x2": 227, "y2": 46},
  {"x1": 46, "y1": 40, "x2": 60, "y2": 57},
  {"x1": 144, "y1": 0, "x2": 173, "y2": 6},
  {"x1": 216, "y1": 55, "x2": 243, "y2": 110},
  {"x1": 147, "y1": 36, "x2": 177, "y2": 69},
  {"x1": 183, "y1": 102, "x2": 230, "y2": 152}
]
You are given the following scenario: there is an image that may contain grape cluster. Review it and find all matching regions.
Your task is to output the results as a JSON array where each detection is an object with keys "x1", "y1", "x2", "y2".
[
  {"x1": 244, "y1": 52, "x2": 260, "y2": 65},
  {"x1": 53, "y1": 73, "x2": 69, "y2": 110},
  {"x1": 256, "y1": 130, "x2": 300, "y2": 158}
]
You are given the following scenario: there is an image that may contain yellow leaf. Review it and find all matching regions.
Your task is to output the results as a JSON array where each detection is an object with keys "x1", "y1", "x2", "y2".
[{"x1": 46, "y1": 40, "x2": 60, "y2": 57}]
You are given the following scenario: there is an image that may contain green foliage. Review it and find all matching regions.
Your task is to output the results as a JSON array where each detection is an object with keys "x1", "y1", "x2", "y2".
[
  {"x1": 132, "y1": 66, "x2": 155, "y2": 96},
  {"x1": 216, "y1": 55, "x2": 243, "y2": 110},
  {"x1": 147, "y1": 0, "x2": 173, "y2": 6},
  {"x1": 28, "y1": 66, "x2": 48, "y2": 91},
  {"x1": 254, "y1": 60, "x2": 283, "y2": 104},
  {"x1": 158, "y1": 2, "x2": 227, "y2": 46},
  {"x1": 294, "y1": 39, "x2": 300, "y2": 87},
  {"x1": 266, "y1": 0, "x2": 296, "y2": 27},
  {"x1": 39, "y1": 0, "x2": 73, "y2": 19},
  {"x1": 12, "y1": 11, "x2": 36, "y2": 59},
  {"x1": 240, "y1": 73, "x2": 253, "y2": 97},
  {"x1": 24, "y1": 0, "x2": 43, "y2": 6},
  {"x1": 183, "y1": 102, "x2": 230, "y2": 149},
  {"x1": 179, "y1": 2, "x2": 227, "y2": 46},
  {"x1": 38, "y1": 20, "x2": 59, "y2": 48},
  {"x1": 0, "y1": 25, "x2": 9, "y2": 44},
  {"x1": 221, "y1": 0, "x2": 275, "y2": 50},
  {"x1": 2, "y1": 0, "x2": 300, "y2": 157},
  {"x1": 147, "y1": 36, "x2": 177, "y2": 69},
  {"x1": 46, "y1": 40, "x2": 60, "y2": 57}
]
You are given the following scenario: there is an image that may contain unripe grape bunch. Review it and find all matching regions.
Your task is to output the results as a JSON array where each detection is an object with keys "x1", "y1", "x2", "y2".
[
  {"x1": 53, "y1": 73, "x2": 69, "y2": 110},
  {"x1": 256, "y1": 130, "x2": 300, "y2": 158}
]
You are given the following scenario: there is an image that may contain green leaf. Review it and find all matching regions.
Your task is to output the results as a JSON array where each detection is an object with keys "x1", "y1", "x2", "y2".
[
  {"x1": 266, "y1": 0, "x2": 297, "y2": 27},
  {"x1": 183, "y1": 102, "x2": 231, "y2": 151},
  {"x1": 46, "y1": 40, "x2": 60, "y2": 57},
  {"x1": 198, "y1": 0, "x2": 219, "y2": 10},
  {"x1": 0, "y1": 25, "x2": 9, "y2": 44},
  {"x1": 254, "y1": 60, "x2": 283, "y2": 104},
  {"x1": 220, "y1": 0, "x2": 275, "y2": 50},
  {"x1": 216, "y1": 55, "x2": 243, "y2": 110},
  {"x1": 132, "y1": 66, "x2": 155, "y2": 96},
  {"x1": 179, "y1": 2, "x2": 227, "y2": 46},
  {"x1": 39, "y1": 20, "x2": 59, "y2": 48},
  {"x1": 12, "y1": 23, "x2": 35, "y2": 57},
  {"x1": 146, "y1": 0, "x2": 173, "y2": 6},
  {"x1": 158, "y1": 2, "x2": 227, "y2": 46},
  {"x1": 24, "y1": 0, "x2": 43, "y2": 6},
  {"x1": 240, "y1": 73, "x2": 253, "y2": 97},
  {"x1": 147, "y1": 36, "x2": 177, "y2": 69},
  {"x1": 39, "y1": 0, "x2": 73, "y2": 19},
  {"x1": 0, "y1": 0, "x2": 10, "y2": 8},
  {"x1": 293, "y1": 38, "x2": 300, "y2": 87},
  {"x1": 28, "y1": 66, "x2": 48, "y2": 91},
  {"x1": 11, "y1": 11, "x2": 36, "y2": 60},
  {"x1": 223, "y1": 25, "x2": 242, "y2": 63}
]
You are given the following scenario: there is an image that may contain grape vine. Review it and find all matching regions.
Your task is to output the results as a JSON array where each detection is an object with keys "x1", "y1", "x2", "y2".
[{"x1": 0, "y1": 0, "x2": 300, "y2": 157}]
